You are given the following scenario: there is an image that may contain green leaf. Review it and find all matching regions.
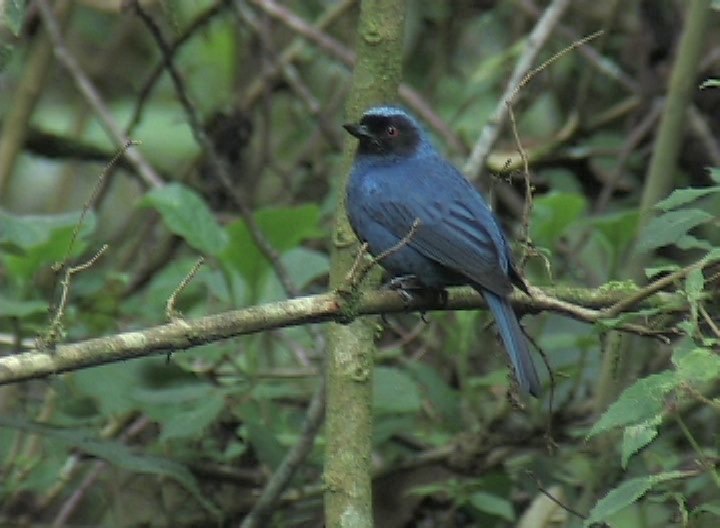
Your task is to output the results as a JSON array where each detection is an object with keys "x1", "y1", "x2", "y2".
[
  {"x1": 0, "y1": 210, "x2": 90, "y2": 250},
  {"x1": 709, "y1": 167, "x2": 720, "y2": 183},
  {"x1": 373, "y1": 367, "x2": 422, "y2": 414},
  {"x1": 374, "y1": 415, "x2": 417, "y2": 444},
  {"x1": 73, "y1": 359, "x2": 157, "y2": 417},
  {"x1": 1, "y1": 211, "x2": 96, "y2": 280},
  {"x1": 530, "y1": 192, "x2": 587, "y2": 245},
  {"x1": 621, "y1": 416, "x2": 661, "y2": 468},
  {"x1": 686, "y1": 268, "x2": 705, "y2": 301},
  {"x1": 405, "y1": 361, "x2": 462, "y2": 429},
  {"x1": 591, "y1": 210, "x2": 640, "y2": 261},
  {"x1": 674, "y1": 347, "x2": 720, "y2": 384},
  {"x1": 2, "y1": 0, "x2": 26, "y2": 36},
  {"x1": 220, "y1": 204, "x2": 323, "y2": 298},
  {"x1": 655, "y1": 186, "x2": 720, "y2": 211},
  {"x1": 588, "y1": 372, "x2": 676, "y2": 437},
  {"x1": 585, "y1": 471, "x2": 694, "y2": 526},
  {"x1": 160, "y1": 394, "x2": 225, "y2": 442},
  {"x1": 675, "y1": 234, "x2": 712, "y2": 250},
  {"x1": 0, "y1": 416, "x2": 220, "y2": 518},
  {"x1": 644, "y1": 264, "x2": 680, "y2": 279},
  {"x1": 636, "y1": 209, "x2": 713, "y2": 252},
  {"x1": 469, "y1": 491, "x2": 515, "y2": 521},
  {"x1": 244, "y1": 420, "x2": 286, "y2": 470},
  {"x1": 0, "y1": 297, "x2": 48, "y2": 317},
  {"x1": 0, "y1": 44, "x2": 13, "y2": 73},
  {"x1": 142, "y1": 183, "x2": 228, "y2": 256}
]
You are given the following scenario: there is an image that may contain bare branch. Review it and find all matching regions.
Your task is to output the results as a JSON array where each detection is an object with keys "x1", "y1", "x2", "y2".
[
  {"x1": 35, "y1": 0, "x2": 163, "y2": 189},
  {"x1": 166, "y1": 257, "x2": 206, "y2": 322},
  {"x1": 3, "y1": 285, "x2": 685, "y2": 386},
  {"x1": 463, "y1": 0, "x2": 574, "y2": 179}
]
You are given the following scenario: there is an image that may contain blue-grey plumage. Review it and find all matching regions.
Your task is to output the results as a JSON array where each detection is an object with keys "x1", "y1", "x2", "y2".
[{"x1": 344, "y1": 105, "x2": 541, "y2": 397}]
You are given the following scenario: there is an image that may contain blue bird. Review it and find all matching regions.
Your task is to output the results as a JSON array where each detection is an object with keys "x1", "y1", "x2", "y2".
[{"x1": 343, "y1": 105, "x2": 541, "y2": 397}]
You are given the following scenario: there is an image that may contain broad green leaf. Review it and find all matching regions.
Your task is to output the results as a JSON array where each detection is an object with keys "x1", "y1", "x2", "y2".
[
  {"x1": 621, "y1": 416, "x2": 661, "y2": 468},
  {"x1": 374, "y1": 415, "x2": 417, "y2": 445},
  {"x1": 645, "y1": 264, "x2": 680, "y2": 279},
  {"x1": 159, "y1": 393, "x2": 225, "y2": 442},
  {"x1": 0, "y1": 210, "x2": 85, "y2": 250},
  {"x1": 591, "y1": 210, "x2": 640, "y2": 272},
  {"x1": 2, "y1": 0, "x2": 26, "y2": 36},
  {"x1": 693, "y1": 264, "x2": 706, "y2": 306},
  {"x1": 585, "y1": 471, "x2": 694, "y2": 526},
  {"x1": 405, "y1": 361, "x2": 462, "y2": 429},
  {"x1": 0, "y1": 213, "x2": 95, "y2": 280},
  {"x1": 142, "y1": 183, "x2": 228, "y2": 256},
  {"x1": 636, "y1": 209, "x2": 713, "y2": 252},
  {"x1": 588, "y1": 372, "x2": 676, "y2": 437},
  {"x1": 675, "y1": 234, "x2": 712, "y2": 250},
  {"x1": 0, "y1": 416, "x2": 219, "y2": 518},
  {"x1": 374, "y1": 366, "x2": 422, "y2": 414},
  {"x1": 0, "y1": 210, "x2": 96, "y2": 280},
  {"x1": 674, "y1": 347, "x2": 720, "y2": 384},
  {"x1": 655, "y1": 186, "x2": 720, "y2": 211},
  {"x1": 709, "y1": 167, "x2": 720, "y2": 183},
  {"x1": 260, "y1": 247, "x2": 329, "y2": 302},
  {"x1": 469, "y1": 491, "x2": 515, "y2": 521},
  {"x1": 0, "y1": 298, "x2": 48, "y2": 317},
  {"x1": 531, "y1": 192, "x2": 587, "y2": 245},
  {"x1": 586, "y1": 477, "x2": 653, "y2": 527},
  {"x1": 72, "y1": 359, "x2": 154, "y2": 417},
  {"x1": 244, "y1": 420, "x2": 286, "y2": 470},
  {"x1": 0, "y1": 44, "x2": 12, "y2": 72},
  {"x1": 220, "y1": 204, "x2": 323, "y2": 298}
]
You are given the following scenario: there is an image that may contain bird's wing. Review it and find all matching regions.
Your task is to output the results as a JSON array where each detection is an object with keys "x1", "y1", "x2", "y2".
[{"x1": 369, "y1": 160, "x2": 514, "y2": 296}]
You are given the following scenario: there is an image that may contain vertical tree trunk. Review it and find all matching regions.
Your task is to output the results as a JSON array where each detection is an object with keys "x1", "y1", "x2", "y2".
[{"x1": 325, "y1": 1, "x2": 406, "y2": 526}]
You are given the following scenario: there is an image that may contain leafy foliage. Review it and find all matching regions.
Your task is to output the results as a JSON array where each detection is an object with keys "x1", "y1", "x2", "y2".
[{"x1": 1, "y1": 1, "x2": 720, "y2": 526}]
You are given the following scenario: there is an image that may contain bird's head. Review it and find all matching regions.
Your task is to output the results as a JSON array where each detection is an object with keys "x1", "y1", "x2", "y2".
[{"x1": 343, "y1": 106, "x2": 428, "y2": 158}]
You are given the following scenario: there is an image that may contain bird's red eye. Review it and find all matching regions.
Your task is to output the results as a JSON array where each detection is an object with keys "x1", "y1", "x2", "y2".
[{"x1": 386, "y1": 125, "x2": 398, "y2": 137}]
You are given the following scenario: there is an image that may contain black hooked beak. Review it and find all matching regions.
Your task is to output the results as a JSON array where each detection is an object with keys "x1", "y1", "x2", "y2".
[{"x1": 343, "y1": 123, "x2": 372, "y2": 139}]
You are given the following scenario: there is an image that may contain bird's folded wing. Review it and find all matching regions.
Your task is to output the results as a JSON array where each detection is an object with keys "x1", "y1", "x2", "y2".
[{"x1": 371, "y1": 196, "x2": 514, "y2": 296}]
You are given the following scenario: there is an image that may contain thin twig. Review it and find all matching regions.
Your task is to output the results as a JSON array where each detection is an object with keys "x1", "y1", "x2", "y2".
[
  {"x1": 241, "y1": 0, "x2": 356, "y2": 107},
  {"x1": 131, "y1": 0, "x2": 300, "y2": 298},
  {"x1": 61, "y1": 140, "x2": 139, "y2": 264},
  {"x1": 246, "y1": 0, "x2": 465, "y2": 152},
  {"x1": 130, "y1": 7, "x2": 334, "y2": 522},
  {"x1": 603, "y1": 258, "x2": 708, "y2": 317},
  {"x1": 699, "y1": 304, "x2": 720, "y2": 338},
  {"x1": 239, "y1": 378, "x2": 326, "y2": 528},
  {"x1": 527, "y1": 472, "x2": 588, "y2": 520},
  {"x1": 503, "y1": 30, "x2": 604, "y2": 249},
  {"x1": 42, "y1": 245, "x2": 109, "y2": 349},
  {"x1": 166, "y1": 257, "x2": 206, "y2": 322},
  {"x1": 346, "y1": 219, "x2": 422, "y2": 288},
  {"x1": 127, "y1": 0, "x2": 232, "y2": 134},
  {"x1": 519, "y1": 0, "x2": 639, "y2": 93},
  {"x1": 345, "y1": 242, "x2": 370, "y2": 286},
  {"x1": 35, "y1": 0, "x2": 163, "y2": 189},
  {"x1": 463, "y1": 0, "x2": 574, "y2": 179}
]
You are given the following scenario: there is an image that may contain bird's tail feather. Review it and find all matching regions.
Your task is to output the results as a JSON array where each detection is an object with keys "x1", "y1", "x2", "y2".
[{"x1": 484, "y1": 291, "x2": 541, "y2": 397}]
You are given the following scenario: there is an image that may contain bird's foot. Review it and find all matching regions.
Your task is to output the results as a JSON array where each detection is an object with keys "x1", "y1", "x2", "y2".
[
  {"x1": 381, "y1": 275, "x2": 447, "y2": 322},
  {"x1": 382, "y1": 275, "x2": 424, "y2": 307}
]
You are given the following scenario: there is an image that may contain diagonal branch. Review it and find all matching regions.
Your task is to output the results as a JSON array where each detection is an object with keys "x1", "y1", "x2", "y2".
[{"x1": 35, "y1": 0, "x2": 164, "y2": 189}]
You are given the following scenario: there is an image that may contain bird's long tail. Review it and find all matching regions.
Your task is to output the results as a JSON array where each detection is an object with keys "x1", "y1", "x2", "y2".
[{"x1": 484, "y1": 291, "x2": 541, "y2": 397}]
